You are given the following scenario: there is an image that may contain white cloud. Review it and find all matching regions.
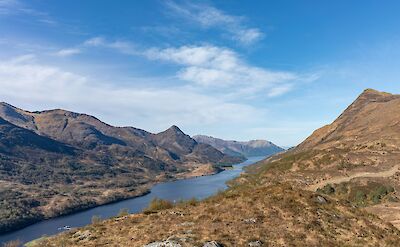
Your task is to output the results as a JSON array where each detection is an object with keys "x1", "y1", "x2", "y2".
[
  {"x1": 165, "y1": 1, "x2": 264, "y2": 45},
  {"x1": 82, "y1": 39, "x2": 301, "y2": 97},
  {"x1": 267, "y1": 84, "x2": 293, "y2": 97},
  {"x1": 0, "y1": 55, "x2": 260, "y2": 132},
  {"x1": 84, "y1": 37, "x2": 137, "y2": 55},
  {"x1": 54, "y1": 48, "x2": 81, "y2": 57},
  {"x1": 235, "y1": 28, "x2": 264, "y2": 45},
  {"x1": 146, "y1": 45, "x2": 297, "y2": 97}
]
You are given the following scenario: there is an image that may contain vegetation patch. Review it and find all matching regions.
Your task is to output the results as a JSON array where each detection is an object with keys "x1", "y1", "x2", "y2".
[{"x1": 318, "y1": 181, "x2": 396, "y2": 206}]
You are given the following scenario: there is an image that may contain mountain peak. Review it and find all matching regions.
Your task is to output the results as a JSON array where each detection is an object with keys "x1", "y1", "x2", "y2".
[
  {"x1": 359, "y1": 88, "x2": 393, "y2": 98},
  {"x1": 165, "y1": 125, "x2": 184, "y2": 134}
]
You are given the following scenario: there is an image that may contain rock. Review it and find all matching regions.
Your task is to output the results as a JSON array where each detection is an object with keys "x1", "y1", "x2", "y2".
[
  {"x1": 203, "y1": 241, "x2": 223, "y2": 247},
  {"x1": 243, "y1": 218, "x2": 257, "y2": 224},
  {"x1": 248, "y1": 240, "x2": 263, "y2": 246},
  {"x1": 180, "y1": 221, "x2": 195, "y2": 226},
  {"x1": 316, "y1": 195, "x2": 328, "y2": 204},
  {"x1": 143, "y1": 240, "x2": 182, "y2": 247}
]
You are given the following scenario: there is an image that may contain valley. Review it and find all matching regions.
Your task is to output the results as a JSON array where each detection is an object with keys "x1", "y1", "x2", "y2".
[
  {"x1": 0, "y1": 103, "x2": 245, "y2": 235},
  {"x1": 29, "y1": 89, "x2": 400, "y2": 246}
]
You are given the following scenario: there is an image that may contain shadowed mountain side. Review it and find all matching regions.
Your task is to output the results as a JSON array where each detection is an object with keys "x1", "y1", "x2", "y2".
[{"x1": 0, "y1": 103, "x2": 241, "y2": 234}]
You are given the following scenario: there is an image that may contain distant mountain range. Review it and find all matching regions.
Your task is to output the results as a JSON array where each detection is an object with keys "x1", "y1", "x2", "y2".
[
  {"x1": 193, "y1": 135, "x2": 284, "y2": 158},
  {"x1": 0, "y1": 102, "x2": 242, "y2": 234}
]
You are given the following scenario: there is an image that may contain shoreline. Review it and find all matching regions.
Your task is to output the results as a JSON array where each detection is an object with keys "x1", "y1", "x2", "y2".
[{"x1": 0, "y1": 161, "x2": 242, "y2": 237}]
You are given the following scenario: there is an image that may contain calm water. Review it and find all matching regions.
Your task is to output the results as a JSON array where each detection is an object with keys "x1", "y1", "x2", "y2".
[{"x1": 0, "y1": 156, "x2": 264, "y2": 245}]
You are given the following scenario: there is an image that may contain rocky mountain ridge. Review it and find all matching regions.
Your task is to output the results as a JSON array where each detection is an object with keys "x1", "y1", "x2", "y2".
[{"x1": 0, "y1": 102, "x2": 242, "y2": 234}]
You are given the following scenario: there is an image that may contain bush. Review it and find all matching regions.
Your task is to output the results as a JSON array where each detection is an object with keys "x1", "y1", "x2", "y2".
[
  {"x1": 321, "y1": 184, "x2": 335, "y2": 194},
  {"x1": 355, "y1": 191, "x2": 367, "y2": 205},
  {"x1": 143, "y1": 198, "x2": 173, "y2": 214},
  {"x1": 91, "y1": 215, "x2": 102, "y2": 225},
  {"x1": 117, "y1": 208, "x2": 129, "y2": 217},
  {"x1": 177, "y1": 198, "x2": 198, "y2": 207}
]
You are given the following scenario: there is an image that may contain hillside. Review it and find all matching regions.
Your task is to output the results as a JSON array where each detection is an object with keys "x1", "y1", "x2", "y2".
[
  {"x1": 193, "y1": 135, "x2": 284, "y2": 157},
  {"x1": 0, "y1": 103, "x2": 241, "y2": 234},
  {"x1": 246, "y1": 89, "x2": 400, "y2": 228},
  {"x1": 39, "y1": 89, "x2": 400, "y2": 246}
]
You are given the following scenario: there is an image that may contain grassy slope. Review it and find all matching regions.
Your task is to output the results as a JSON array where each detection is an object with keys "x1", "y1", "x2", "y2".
[{"x1": 35, "y1": 161, "x2": 400, "y2": 247}]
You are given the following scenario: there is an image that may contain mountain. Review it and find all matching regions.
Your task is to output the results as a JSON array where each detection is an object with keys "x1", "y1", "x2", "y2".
[
  {"x1": 193, "y1": 135, "x2": 284, "y2": 157},
  {"x1": 40, "y1": 89, "x2": 400, "y2": 246},
  {"x1": 0, "y1": 102, "x2": 241, "y2": 234},
  {"x1": 248, "y1": 88, "x2": 400, "y2": 229}
]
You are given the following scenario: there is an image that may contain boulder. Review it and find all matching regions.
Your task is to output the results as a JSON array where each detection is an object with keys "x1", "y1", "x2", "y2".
[
  {"x1": 203, "y1": 241, "x2": 223, "y2": 247},
  {"x1": 248, "y1": 240, "x2": 263, "y2": 246},
  {"x1": 143, "y1": 240, "x2": 182, "y2": 247}
]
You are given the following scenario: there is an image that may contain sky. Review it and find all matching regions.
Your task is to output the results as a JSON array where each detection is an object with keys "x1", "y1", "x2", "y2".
[{"x1": 1, "y1": 0, "x2": 400, "y2": 147}]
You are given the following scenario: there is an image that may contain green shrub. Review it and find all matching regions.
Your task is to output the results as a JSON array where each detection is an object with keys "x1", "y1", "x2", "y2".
[
  {"x1": 321, "y1": 184, "x2": 335, "y2": 194},
  {"x1": 355, "y1": 191, "x2": 367, "y2": 205}
]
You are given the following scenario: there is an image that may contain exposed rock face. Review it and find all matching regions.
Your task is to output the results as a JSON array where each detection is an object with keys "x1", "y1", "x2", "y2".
[
  {"x1": 143, "y1": 241, "x2": 182, "y2": 247},
  {"x1": 0, "y1": 102, "x2": 241, "y2": 234},
  {"x1": 193, "y1": 135, "x2": 284, "y2": 157},
  {"x1": 202, "y1": 241, "x2": 223, "y2": 247}
]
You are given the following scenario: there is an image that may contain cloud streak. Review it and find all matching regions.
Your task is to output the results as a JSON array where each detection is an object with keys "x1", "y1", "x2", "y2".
[
  {"x1": 53, "y1": 48, "x2": 81, "y2": 57},
  {"x1": 165, "y1": 1, "x2": 264, "y2": 45},
  {"x1": 0, "y1": 0, "x2": 56, "y2": 25}
]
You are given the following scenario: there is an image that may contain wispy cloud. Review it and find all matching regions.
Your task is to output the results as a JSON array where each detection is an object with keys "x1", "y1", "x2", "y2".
[
  {"x1": 165, "y1": 1, "x2": 264, "y2": 45},
  {"x1": 53, "y1": 48, "x2": 81, "y2": 57},
  {"x1": 0, "y1": 0, "x2": 18, "y2": 15},
  {"x1": 0, "y1": 55, "x2": 260, "y2": 131},
  {"x1": 84, "y1": 37, "x2": 138, "y2": 55},
  {"x1": 83, "y1": 36, "x2": 309, "y2": 98},
  {"x1": 146, "y1": 45, "x2": 298, "y2": 97},
  {"x1": 0, "y1": 0, "x2": 57, "y2": 25}
]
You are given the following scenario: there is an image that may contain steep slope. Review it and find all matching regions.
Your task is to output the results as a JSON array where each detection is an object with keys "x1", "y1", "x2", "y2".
[
  {"x1": 0, "y1": 103, "x2": 240, "y2": 234},
  {"x1": 297, "y1": 89, "x2": 400, "y2": 151},
  {"x1": 40, "y1": 89, "x2": 400, "y2": 246},
  {"x1": 0, "y1": 117, "x2": 75, "y2": 156},
  {"x1": 0, "y1": 117, "x2": 80, "y2": 233},
  {"x1": 193, "y1": 135, "x2": 284, "y2": 157},
  {"x1": 245, "y1": 89, "x2": 400, "y2": 229}
]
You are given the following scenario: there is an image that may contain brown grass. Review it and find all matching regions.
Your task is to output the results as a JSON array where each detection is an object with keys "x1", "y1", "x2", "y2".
[{"x1": 37, "y1": 183, "x2": 400, "y2": 247}]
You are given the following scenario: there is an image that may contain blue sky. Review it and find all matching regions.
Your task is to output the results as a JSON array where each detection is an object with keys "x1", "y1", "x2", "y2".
[{"x1": 1, "y1": 0, "x2": 400, "y2": 146}]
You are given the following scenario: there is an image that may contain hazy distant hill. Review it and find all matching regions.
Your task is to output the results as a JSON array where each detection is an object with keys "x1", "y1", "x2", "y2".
[
  {"x1": 193, "y1": 135, "x2": 284, "y2": 157},
  {"x1": 0, "y1": 102, "x2": 241, "y2": 234}
]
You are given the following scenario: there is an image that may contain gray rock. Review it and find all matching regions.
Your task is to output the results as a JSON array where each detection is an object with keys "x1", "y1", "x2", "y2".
[
  {"x1": 316, "y1": 195, "x2": 328, "y2": 204},
  {"x1": 143, "y1": 240, "x2": 182, "y2": 247},
  {"x1": 248, "y1": 240, "x2": 262, "y2": 246},
  {"x1": 203, "y1": 241, "x2": 223, "y2": 247},
  {"x1": 180, "y1": 221, "x2": 195, "y2": 226},
  {"x1": 243, "y1": 218, "x2": 257, "y2": 224}
]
